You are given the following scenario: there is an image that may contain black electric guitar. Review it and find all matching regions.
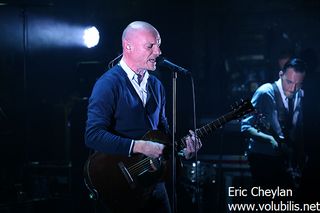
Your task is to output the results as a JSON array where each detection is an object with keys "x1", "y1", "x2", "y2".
[
  {"x1": 254, "y1": 114, "x2": 304, "y2": 189},
  {"x1": 83, "y1": 99, "x2": 254, "y2": 212}
]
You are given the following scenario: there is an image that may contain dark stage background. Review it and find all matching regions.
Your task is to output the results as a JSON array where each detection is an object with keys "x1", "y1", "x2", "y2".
[{"x1": 1, "y1": 0, "x2": 320, "y2": 212}]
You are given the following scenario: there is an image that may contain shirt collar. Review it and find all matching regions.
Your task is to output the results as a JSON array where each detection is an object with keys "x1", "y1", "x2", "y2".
[
  {"x1": 119, "y1": 59, "x2": 149, "y2": 82},
  {"x1": 275, "y1": 78, "x2": 299, "y2": 111},
  {"x1": 275, "y1": 78, "x2": 287, "y2": 101}
]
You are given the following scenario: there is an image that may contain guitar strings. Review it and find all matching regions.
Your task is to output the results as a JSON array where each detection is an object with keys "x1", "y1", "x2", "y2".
[
  {"x1": 130, "y1": 157, "x2": 161, "y2": 174},
  {"x1": 128, "y1": 158, "x2": 150, "y2": 173},
  {"x1": 128, "y1": 158, "x2": 153, "y2": 175},
  {"x1": 128, "y1": 157, "x2": 161, "y2": 175},
  {"x1": 128, "y1": 101, "x2": 254, "y2": 176},
  {"x1": 130, "y1": 160, "x2": 156, "y2": 176},
  {"x1": 128, "y1": 119, "x2": 215, "y2": 176}
]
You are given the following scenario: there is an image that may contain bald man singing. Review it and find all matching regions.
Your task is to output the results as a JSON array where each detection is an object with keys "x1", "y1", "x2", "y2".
[{"x1": 85, "y1": 21, "x2": 201, "y2": 213}]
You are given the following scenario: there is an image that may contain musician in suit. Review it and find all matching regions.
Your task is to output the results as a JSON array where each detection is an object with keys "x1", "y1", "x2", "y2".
[
  {"x1": 241, "y1": 58, "x2": 307, "y2": 191},
  {"x1": 85, "y1": 21, "x2": 201, "y2": 213}
]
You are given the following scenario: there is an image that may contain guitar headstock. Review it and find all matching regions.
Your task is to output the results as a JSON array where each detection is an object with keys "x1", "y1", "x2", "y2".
[{"x1": 230, "y1": 99, "x2": 255, "y2": 119}]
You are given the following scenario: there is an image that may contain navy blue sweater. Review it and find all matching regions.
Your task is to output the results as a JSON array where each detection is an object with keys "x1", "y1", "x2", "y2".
[{"x1": 85, "y1": 65, "x2": 169, "y2": 156}]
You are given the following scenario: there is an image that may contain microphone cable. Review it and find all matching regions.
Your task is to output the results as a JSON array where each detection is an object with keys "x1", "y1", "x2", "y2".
[
  {"x1": 189, "y1": 74, "x2": 201, "y2": 212},
  {"x1": 108, "y1": 53, "x2": 123, "y2": 69}
]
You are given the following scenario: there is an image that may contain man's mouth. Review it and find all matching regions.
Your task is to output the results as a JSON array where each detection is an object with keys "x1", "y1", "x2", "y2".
[{"x1": 149, "y1": 58, "x2": 156, "y2": 64}]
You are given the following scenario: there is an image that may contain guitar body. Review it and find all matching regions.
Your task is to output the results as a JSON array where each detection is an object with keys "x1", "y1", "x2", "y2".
[
  {"x1": 274, "y1": 137, "x2": 303, "y2": 189},
  {"x1": 254, "y1": 115, "x2": 303, "y2": 188},
  {"x1": 84, "y1": 130, "x2": 171, "y2": 213}
]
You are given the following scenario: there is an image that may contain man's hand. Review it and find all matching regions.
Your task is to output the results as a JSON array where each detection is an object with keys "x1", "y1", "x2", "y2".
[
  {"x1": 133, "y1": 140, "x2": 165, "y2": 158},
  {"x1": 268, "y1": 135, "x2": 278, "y2": 149},
  {"x1": 183, "y1": 130, "x2": 202, "y2": 159}
]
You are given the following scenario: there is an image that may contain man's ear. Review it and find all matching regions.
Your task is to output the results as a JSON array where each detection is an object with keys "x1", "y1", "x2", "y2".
[
  {"x1": 279, "y1": 70, "x2": 284, "y2": 78},
  {"x1": 123, "y1": 40, "x2": 131, "y2": 51}
]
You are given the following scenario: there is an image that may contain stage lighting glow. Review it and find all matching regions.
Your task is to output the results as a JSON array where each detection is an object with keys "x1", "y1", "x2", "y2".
[
  {"x1": 83, "y1": 26, "x2": 99, "y2": 48},
  {"x1": 19, "y1": 18, "x2": 100, "y2": 49}
]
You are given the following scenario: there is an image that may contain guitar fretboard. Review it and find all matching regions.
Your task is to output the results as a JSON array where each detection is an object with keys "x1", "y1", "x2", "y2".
[
  {"x1": 195, "y1": 111, "x2": 235, "y2": 138},
  {"x1": 179, "y1": 99, "x2": 254, "y2": 150}
]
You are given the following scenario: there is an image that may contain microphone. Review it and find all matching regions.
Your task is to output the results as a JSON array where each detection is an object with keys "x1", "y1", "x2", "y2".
[{"x1": 157, "y1": 57, "x2": 190, "y2": 75}]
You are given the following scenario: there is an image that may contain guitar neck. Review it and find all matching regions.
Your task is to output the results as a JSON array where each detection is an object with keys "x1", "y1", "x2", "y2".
[
  {"x1": 178, "y1": 99, "x2": 254, "y2": 150},
  {"x1": 195, "y1": 110, "x2": 236, "y2": 138}
]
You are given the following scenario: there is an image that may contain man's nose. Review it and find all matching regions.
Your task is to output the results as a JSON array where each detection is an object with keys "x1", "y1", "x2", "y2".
[
  {"x1": 154, "y1": 47, "x2": 161, "y2": 55},
  {"x1": 290, "y1": 84, "x2": 297, "y2": 92}
]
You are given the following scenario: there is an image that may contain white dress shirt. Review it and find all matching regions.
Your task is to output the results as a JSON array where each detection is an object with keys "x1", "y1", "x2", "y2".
[{"x1": 119, "y1": 59, "x2": 149, "y2": 107}]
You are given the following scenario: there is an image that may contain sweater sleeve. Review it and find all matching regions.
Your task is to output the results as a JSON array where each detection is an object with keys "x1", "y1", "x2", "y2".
[
  {"x1": 241, "y1": 84, "x2": 275, "y2": 133},
  {"x1": 84, "y1": 74, "x2": 132, "y2": 156}
]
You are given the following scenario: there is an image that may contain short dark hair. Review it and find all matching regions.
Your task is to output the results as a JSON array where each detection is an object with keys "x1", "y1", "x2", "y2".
[{"x1": 283, "y1": 58, "x2": 307, "y2": 74}]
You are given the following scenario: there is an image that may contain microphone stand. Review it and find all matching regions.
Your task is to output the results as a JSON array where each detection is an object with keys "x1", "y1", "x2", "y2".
[
  {"x1": 171, "y1": 71, "x2": 177, "y2": 213},
  {"x1": 157, "y1": 57, "x2": 192, "y2": 212}
]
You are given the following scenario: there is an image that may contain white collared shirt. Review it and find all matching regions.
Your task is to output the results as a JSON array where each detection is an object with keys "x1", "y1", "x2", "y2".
[
  {"x1": 275, "y1": 78, "x2": 304, "y2": 125},
  {"x1": 119, "y1": 59, "x2": 149, "y2": 157},
  {"x1": 119, "y1": 59, "x2": 149, "y2": 107}
]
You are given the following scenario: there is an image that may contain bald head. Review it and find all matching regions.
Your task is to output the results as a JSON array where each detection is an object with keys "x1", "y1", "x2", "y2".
[
  {"x1": 121, "y1": 21, "x2": 161, "y2": 73},
  {"x1": 122, "y1": 21, "x2": 159, "y2": 42}
]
